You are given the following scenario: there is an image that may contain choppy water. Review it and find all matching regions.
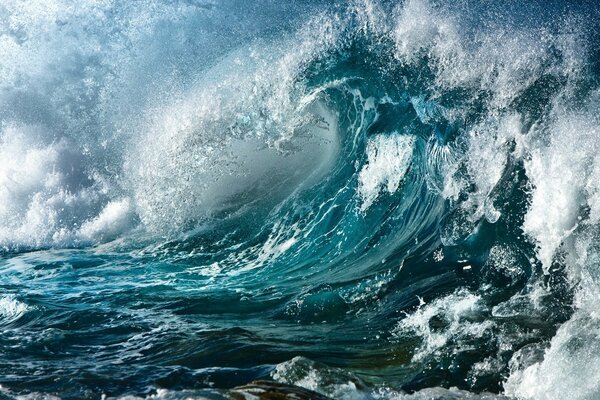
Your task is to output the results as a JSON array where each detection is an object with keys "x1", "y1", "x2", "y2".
[{"x1": 1, "y1": 0, "x2": 599, "y2": 399}]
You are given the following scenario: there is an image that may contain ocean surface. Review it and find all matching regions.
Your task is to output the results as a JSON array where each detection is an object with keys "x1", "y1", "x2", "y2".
[{"x1": 0, "y1": 0, "x2": 599, "y2": 399}]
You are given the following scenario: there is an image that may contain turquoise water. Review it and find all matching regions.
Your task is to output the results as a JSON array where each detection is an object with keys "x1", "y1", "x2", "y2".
[{"x1": 0, "y1": 1, "x2": 599, "y2": 399}]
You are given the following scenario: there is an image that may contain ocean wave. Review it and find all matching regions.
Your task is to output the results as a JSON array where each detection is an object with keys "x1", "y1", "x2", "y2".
[{"x1": 0, "y1": 0, "x2": 599, "y2": 398}]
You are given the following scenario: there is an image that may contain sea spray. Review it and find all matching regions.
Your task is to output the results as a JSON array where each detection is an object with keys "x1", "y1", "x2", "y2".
[{"x1": 0, "y1": 1, "x2": 598, "y2": 399}]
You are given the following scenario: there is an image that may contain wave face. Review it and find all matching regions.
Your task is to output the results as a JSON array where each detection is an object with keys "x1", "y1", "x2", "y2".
[{"x1": 0, "y1": 0, "x2": 599, "y2": 398}]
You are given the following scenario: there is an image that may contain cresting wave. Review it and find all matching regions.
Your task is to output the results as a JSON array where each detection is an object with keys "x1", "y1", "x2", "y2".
[{"x1": 0, "y1": 0, "x2": 599, "y2": 399}]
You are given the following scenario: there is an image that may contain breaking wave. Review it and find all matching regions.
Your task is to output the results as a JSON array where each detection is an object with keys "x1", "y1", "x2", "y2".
[{"x1": 0, "y1": 0, "x2": 599, "y2": 399}]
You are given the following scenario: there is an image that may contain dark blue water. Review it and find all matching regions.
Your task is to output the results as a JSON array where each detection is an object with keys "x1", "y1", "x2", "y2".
[{"x1": 0, "y1": 1, "x2": 599, "y2": 399}]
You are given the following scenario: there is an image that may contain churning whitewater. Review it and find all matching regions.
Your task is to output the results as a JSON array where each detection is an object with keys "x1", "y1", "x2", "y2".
[{"x1": 0, "y1": 0, "x2": 599, "y2": 399}]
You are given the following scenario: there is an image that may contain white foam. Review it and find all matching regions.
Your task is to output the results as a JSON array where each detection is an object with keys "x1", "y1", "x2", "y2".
[
  {"x1": 1, "y1": 2, "x2": 599, "y2": 397},
  {"x1": 506, "y1": 98, "x2": 600, "y2": 398},
  {"x1": 522, "y1": 105, "x2": 600, "y2": 271},
  {"x1": 394, "y1": 290, "x2": 493, "y2": 362},
  {"x1": 0, "y1": 0, "x2": 190, "y2": 249},
  {"x1": 78, "y1": 199, "x2": 135, "y2": 243},
  {"x1": 358, "y1": 134, "x2": 415, "y2": 211},
  {"x1": 0, "y1": 122, "x2": 137, "y2": 249},
  {"x1": 393, "y1": 0, "x2": 462, "y2": 68},
  {"x1": 0, "y1": 124, "x2": 93, "y2": 248},
  {"x1": 504, "y1": 308, "x2": 600, "y2": 400},
  {"x1": 373, "y1": 386, "x2": 506, "y2": 399},
  {"x1": 463, "y1": 114, "x2": 523, "y2": 222},
  {"x1": 0, "y1": 295, "x2": 30, "y2": 322}
]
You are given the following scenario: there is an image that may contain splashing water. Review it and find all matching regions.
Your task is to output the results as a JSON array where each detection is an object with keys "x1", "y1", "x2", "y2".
[{"x1": 0, "y1": 0, "x2": 599, "y2": 399}]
